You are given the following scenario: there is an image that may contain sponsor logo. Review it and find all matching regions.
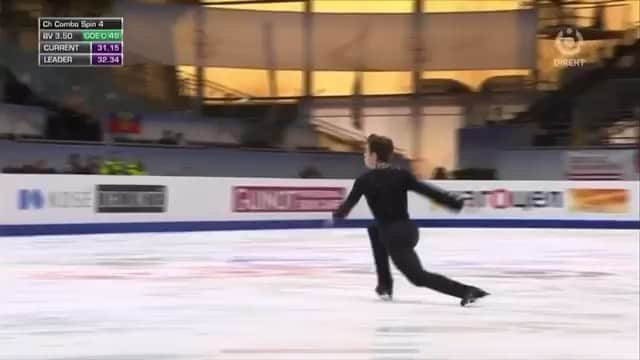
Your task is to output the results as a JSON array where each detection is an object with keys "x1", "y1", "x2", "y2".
[
  {"x1": 96, "y1": 185, "x2": 167, "y2": 213},
  {"x1": 18, "y1": 189, "x2": 45, "y2": 210},
  {"x1": 233, "y1": 186, "x2": 346, "y2": 212},
  {"x1": 432, "y1": 189, "x2": 564, "y2": 211},
  {"x1": 566, "y1": 153, "x2": 624, "y2": 180},
  {"x1": 568, "y1": 188, "x2": 629, "y2": 214},
  {"x1": 18, "y1": 189, "x2": 92, "y2": 210}
]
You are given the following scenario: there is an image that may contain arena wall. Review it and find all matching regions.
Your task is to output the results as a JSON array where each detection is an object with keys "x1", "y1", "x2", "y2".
[{"x1": 0, "y1": 175, "x2": 638, "y2": 236}]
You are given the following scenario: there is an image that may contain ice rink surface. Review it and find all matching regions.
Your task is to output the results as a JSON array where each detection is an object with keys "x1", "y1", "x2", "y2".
[{"x1": 1, "y1": 228, "x2": 638, "y2": 360}]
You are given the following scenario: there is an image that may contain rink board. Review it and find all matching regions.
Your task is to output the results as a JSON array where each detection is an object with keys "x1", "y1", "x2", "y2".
[{"x1": 0, "y1": 175, "x2": 638, "y2": 235}]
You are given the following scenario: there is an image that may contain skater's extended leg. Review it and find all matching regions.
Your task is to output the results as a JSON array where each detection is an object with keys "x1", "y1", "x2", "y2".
[
  {"x1": 380, "y1": 221, "x2": 473, "y2": 300},
  {"x1": 368, "y1": 224, "x2": 393, "y2": 295},
  {"x1": 389, "y1": 245, "x2": 470, "y2": 299}
]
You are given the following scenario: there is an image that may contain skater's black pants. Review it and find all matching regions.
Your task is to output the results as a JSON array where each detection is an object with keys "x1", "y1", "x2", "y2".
[{"x1": 368, "y1": 221, "x2": 470, "y2": 299}]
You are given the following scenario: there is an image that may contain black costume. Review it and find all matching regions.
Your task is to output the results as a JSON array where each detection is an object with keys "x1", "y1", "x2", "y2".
[{"x1": 333, "y1": 167, "x2": 487, "y2": 304}]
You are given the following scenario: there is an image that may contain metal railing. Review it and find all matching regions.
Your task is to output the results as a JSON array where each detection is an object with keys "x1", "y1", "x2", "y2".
[{"x1": 176, "y1": 70, "x2": 254, "y2": 101}]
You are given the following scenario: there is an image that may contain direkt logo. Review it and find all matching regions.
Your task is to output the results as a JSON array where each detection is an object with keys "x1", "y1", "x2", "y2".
[
  {"x1": 554, "y1": 27, "x2": 586, "y2": 67},
  {"x1": 18, "y1": 189, "x2": 92, "y2": 210},
  {"x1": 555, "y1": 27, "x2": 583, "y2": 56}
]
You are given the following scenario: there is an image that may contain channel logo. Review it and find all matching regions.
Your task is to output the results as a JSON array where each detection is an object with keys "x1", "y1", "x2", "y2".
[
  {"x1": 555, "y1": 27, "x2": 583, "y2": 57},
  {"x1": 18, "y1": 189, "x2": 45, "y2": 210}
]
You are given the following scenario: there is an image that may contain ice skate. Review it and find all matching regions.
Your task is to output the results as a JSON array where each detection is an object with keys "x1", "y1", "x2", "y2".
[
  {"x1": 375, "y1": 285, "x2": 393, "y2": 301},
  {"x1": 460, "y1": 287, "x2": 490, "y2": 307}
]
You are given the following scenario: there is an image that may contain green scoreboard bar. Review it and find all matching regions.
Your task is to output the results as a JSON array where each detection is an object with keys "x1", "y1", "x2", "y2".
[{"x1": 38, "y1": 17, "x2": 124, "y2": 67}]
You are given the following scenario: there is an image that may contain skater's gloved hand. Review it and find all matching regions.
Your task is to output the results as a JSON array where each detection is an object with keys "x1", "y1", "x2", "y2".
[{"x1": 450, "y1": 193, "x2": 465, "y2": 213}]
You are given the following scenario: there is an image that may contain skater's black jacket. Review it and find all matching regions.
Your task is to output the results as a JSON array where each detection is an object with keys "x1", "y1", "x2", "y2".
[{"x1": 333, "y1": 168, "x2": 463, "y2": 225}]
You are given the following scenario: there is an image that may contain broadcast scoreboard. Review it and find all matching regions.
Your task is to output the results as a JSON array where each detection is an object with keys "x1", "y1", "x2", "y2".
[{"x1": 38, "y1": 17, "x2": 124, "y2": 67}]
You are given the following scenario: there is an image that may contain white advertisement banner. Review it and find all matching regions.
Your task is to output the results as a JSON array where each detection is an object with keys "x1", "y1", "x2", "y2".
[
  {"x1": 416, "y1": 181, "x2": 639, "y2": 221},
  {"x1": 0, "y1": 175, "x2": 638, "y2": 235}
]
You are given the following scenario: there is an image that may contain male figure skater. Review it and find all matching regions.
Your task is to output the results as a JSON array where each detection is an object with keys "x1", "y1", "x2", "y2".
[{"x1": 332, "y1": 134, "x2": 489, "y2": 306}]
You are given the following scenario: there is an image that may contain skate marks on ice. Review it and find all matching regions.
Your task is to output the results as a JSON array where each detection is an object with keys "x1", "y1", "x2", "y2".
[{"x1": 0, "y1": 228, "x2": 638, "y2": 360}]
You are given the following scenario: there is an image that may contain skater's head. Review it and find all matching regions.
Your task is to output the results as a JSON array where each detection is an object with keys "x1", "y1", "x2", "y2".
[{"x1": 365, "y1": 134, "x2": 393, "y2": 169}]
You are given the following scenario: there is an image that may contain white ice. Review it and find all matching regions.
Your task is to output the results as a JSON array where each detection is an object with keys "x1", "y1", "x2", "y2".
[{"x1": 0, "y1": 228, "x2": 638, "y2": 360}]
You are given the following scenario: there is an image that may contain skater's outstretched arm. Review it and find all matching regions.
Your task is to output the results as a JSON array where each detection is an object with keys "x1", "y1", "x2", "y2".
[
  {"x1": 406, "y1": 172, "x2": 463, "y2": 211},
  {"x1": 333, "y1": 177, "x2": 364, "y2": 219}
]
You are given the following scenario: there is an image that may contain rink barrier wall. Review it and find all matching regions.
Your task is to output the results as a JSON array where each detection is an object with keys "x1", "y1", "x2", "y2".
[
  {"x1": 0, "y1": 175, "x2": 638, "y2": 236},
  {"x1": 1, "y1": 219, "x2": 638, "y2": 237}
]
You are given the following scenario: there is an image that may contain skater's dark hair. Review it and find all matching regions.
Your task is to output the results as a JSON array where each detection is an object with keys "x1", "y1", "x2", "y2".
[{"x1": 367, "y1": 134, "x2": 394, "y2": 163}]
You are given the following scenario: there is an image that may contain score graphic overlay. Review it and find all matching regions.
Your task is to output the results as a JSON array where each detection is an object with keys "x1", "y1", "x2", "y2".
[{"x1": 38, "y1": 17, "x2": 124, "y2": 67}]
